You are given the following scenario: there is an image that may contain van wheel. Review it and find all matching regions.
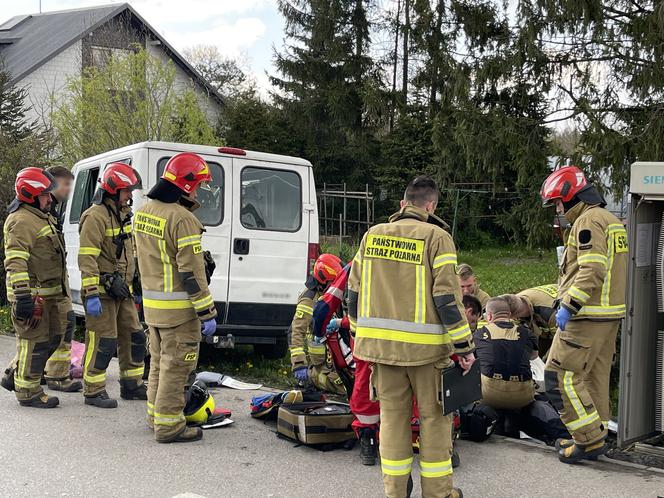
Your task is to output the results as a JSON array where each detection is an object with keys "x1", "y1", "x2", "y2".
[{"x1": 254, "y1": 339, "x2": 288, "y2": 360}]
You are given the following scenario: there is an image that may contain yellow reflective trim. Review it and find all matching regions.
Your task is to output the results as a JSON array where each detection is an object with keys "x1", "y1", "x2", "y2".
[
  {"x1": 105, "y1": 226, "x2": 132, "y2": 236},
  {"x1": 296, "y1": 304, "x2": 313, "y2": 315},
  {"x1": 143, "y1": 298, "x2": 192, "y2": 310},
  {"x1": 356, "y1": 327, "x2": 450, "y2": 345},
  {"x1": 381, "y1": 456, "x2": 413, "y2": 476},
  {"x1": 602, "y1": 229, "x2": 617, "y2": 307},
  {"x1": 420, "y1": 459, "x2": 453, "y2": 478},
  {"x1": 9, "y1": 272, "x2": 29, "y2": 283},
  {"x1": 147, "y1": 402, "x2": 155, "y2": 416},
  {"x1": 15, "y1": 339, "x2": 39, "y2": 389},
  {"x1": 563, "y1": 371, "x2": 587, "y2": 420},
  {"x1": 82, "y1": 276, "x2": 100, "y2": 286},
  {"x1": 158, "y1": 239, "x2": 173, "y2": 293},
  {"x1": 154, "y1": 412, "x2": 185, "y2": 426},
  {"x1": 566, "y1": 410, "x2": 600, "y2": 432},
  {"x1": 353, "y1": 252, "x2": 362, "y2": 265},
  {"x1": 577, "y1": 253, "x2": 608, "y2": 266},
  {"x1": 433, "y1": 253, "x2": 457, "y2": 269},
  {"x1": 448, "y1": 324, "x2": 471, "y2": 341},
  {"x1": 192, "y1": 294, "x2": 214, "y2": 310},
  {"x1": 34, "y1": 286, "x2": 62, "y2": 296},
  {"x1": 364, "y1": 234, "x2": 424, "y2": 265},
  {"x1": 176, "y1": 234, "x2": 202, "y2": 248},
  {"x1": 5, "y1": 249, "x2": 30, "y2": 260},
  {"x1": 361, "y1": 260, "x2": 372, "y2": 317},
  {"x1": 36, "y1": 225, "x2": 53, "y2": 238},
  {"x1": 79, "y1": 247, "x2": 101, "y2": 256},
  {"x1": 577, "y1": 304, "x2": 626, "y2": 317},
  {"x1": 308, "y1": 344, "x2": 326, "y2": 355},
  {"x1": 120, "y1": 367, "x2": 145, "y2": 378},
  {"x1": 48, "y1": 351, "x2": 71, "y2": 362},
  {"x1": 289, "y1": 347, "x2": 305, "y2": 355},
  {"x1": 568, "y1": 286, "x2": 590, "y2": 303},
  {"x1": 533, "y1": 284, "x2": 558, "y2": 298},
  {"x1": 414, "y1": 265, "x2": 426, "y2": 324}
]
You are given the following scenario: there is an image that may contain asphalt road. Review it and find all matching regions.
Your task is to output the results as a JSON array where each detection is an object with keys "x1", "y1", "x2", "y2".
[{"x1": 0, "y1": 334, "x2": 663, "y2": 498}]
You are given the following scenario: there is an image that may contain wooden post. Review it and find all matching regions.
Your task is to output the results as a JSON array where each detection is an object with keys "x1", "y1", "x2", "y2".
[
  {"x1": 365, "y1": 184, "x2": 370, "y2": 232},
  {"x1": 343, "y1": 183, "x2": 348, "y2": 238},
  {"x1": 339, "y1": 214, "x2": 343, "y2": 253},
  {"x1": 323, "y1": 183, "x2": 328, "y2": 236},
  {"x1": 452, "y1": 188, "x2": 460, "y2": 239}
]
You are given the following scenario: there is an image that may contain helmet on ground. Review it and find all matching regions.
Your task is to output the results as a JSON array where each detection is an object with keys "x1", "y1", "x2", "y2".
[
  {"x1": 15, "y1": 167, "x2": 57, "y2": 203},
  {"x1": 99, "y1": 163, "x2": 142, "y2": 194},
  {"x1": 540, "y1": 166, "x2": 588, "y2": 207},
  {"x1": 184, "y1": 380, "x2": 215, "y2": 424},
  {"x1": 161, "y1": 152, "x2": 212, "y2": 193},
  {"x1": 313, "y1": 254, "x2": 343, "y2": 285}
]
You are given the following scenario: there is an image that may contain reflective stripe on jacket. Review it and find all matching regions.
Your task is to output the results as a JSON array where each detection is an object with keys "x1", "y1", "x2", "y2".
[
  {"x1": 133, "y1": 199, "x2": 216, "y2": 327},
  {"x1": 349, "y1": 205, "x2": 474, "y2": 366},
  {"x1": 4, "y1": 204, "x2": 67, "y2": 301},
  {"x1": 288, "y1": 286, "x2": 322, "y2": 370},
  {"x1": 78, "y1": 200, "x2": 135, "y2": 298},
  {"x1": 558, "y1": 203, "x2": 627, "y2": 320}
]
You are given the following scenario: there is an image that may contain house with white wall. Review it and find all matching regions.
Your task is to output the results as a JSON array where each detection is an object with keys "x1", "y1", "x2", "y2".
[{"x1": 0, "y1": 3, "x2": 223, "y2": 127}]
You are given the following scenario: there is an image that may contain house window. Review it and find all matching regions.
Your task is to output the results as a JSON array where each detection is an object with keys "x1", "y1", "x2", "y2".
[{"x1": 90, "y1": 46, "x2": 132, "y2": 70}]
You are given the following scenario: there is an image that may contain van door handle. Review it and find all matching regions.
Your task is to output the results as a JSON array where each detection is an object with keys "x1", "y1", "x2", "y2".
[{"x1": 233, "y1": 238, "x2": 250, "y2": 255}]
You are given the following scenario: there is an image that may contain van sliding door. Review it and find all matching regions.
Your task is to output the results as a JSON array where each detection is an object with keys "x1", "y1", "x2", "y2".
[{"x1": 227, "y1": 159, "x2": 310, "y2": 327}]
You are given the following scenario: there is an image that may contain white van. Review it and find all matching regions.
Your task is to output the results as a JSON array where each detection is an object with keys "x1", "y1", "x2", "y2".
[{"x1": 63, "y1": 141, "x2": 320, "y2": 358}]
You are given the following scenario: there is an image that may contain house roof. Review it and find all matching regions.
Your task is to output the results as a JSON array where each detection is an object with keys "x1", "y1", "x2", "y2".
[{"x1": 0, "y1": 3, "x2": 223, "y2": 105}]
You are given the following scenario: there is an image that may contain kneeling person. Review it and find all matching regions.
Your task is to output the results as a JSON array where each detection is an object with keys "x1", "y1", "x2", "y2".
[
  {"x1": 474, "y1": 297, "x2": 538, "y2": 411},
  {"x1": 79, "y1": 163, "x2": 146, "y2": 408}
]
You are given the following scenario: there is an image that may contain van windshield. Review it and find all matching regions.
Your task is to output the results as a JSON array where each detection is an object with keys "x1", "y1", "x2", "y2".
[{"x1": 157, "y1": 157, "x2": 224, "y2": 226}]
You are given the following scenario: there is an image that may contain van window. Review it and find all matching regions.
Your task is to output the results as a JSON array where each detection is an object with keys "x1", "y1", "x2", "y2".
[
  {"x1": 241, "y1": 167, "x2": 302, "y2": 232},
  {"x1": 69, "y1": 167, "x2": 100, "y2": 224},
  {"x1": 157, "y1": 157, "x2": 224, "y2": 226}
]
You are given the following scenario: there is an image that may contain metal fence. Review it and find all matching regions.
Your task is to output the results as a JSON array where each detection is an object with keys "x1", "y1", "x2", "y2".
[{"x1": 318, "y1": 183, "x2": 374, "y2": 240}]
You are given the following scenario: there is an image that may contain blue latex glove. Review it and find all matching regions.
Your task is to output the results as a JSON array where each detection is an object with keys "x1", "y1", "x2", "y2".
[
  {"x1": 326, "y1": 319, "x2": 341, "y2": 334},
  {"x1": 133, "y1": 294, "x2": 142, "y2": 305},
  {"x1": 556, "y1": 307, "x2": 572, "y2": 331},
  {"x1": 294, "y1": 367, "x2": 308, "y2": 382},
  {"x1": 201, "y1": 319, "x2": 217, "y2": 336},
  {"x1": 85, "y1": 296, "x2": 102, "y2": 317}
]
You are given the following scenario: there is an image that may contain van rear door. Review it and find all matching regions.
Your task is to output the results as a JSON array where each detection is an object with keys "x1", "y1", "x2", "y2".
[
  {"x1": 148, "y1": 148, "x2": 231, "y2": 322},
  {"x1": 227, "y1": 159, "x2": 311, "y2": 327}
]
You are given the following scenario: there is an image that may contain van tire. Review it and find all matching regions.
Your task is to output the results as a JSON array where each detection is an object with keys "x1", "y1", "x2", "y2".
[{"x1": 254, "y1": 339, "x2": 288, "y2": 360}]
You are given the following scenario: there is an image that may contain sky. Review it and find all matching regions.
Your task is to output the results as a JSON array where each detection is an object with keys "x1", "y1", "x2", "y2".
[{"x1": 0, "y1": 0, "x2": 285, "y2": 91}]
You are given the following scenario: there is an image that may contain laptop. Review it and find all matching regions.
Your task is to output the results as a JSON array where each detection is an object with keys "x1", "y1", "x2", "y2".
[{"x1": 439, "y1": 361, "x2": 482, "y2": 415}]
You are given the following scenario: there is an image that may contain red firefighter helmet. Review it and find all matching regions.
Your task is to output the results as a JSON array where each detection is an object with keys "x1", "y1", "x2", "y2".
[
  {"x1": 540, "y1": 166, "x2": 588, "y2": 207},
  {"x1": 161, "y1": 153, "x2": 212, "y2": 193},
  {"x1": 15, "y1": 167, "x2": 57, "y2": 203},
  {"x1": 313, "y1": 254, "x2": 343, "y2": 285},
  {"x1": 99, "y1": 163, "x2": 142, "y2": 194}
]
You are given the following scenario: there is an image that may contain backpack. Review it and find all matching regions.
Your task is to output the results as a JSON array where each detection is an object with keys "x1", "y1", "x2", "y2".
[{"x1": 277, "y1": 401, "x2": 356, "y2": 448}]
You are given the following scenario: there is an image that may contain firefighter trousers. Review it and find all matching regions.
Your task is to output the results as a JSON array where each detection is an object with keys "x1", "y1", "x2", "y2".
[
  {"x1": 83, "y1": 296, "x2": 145, "y2": 396},
  {"x1": 11, "y1": 298, "x2": 62, "y2": 402},
  {"x1": 44, "y1": 297, "x2": 75, "y2": 381},
  {"x1": 372, "y1": 361, "x2": 453, "y2": 498},
  {"x1": 545, "y1": 319, "x2": 619, "y2": 445},
  {"x1": 309, "y1": 363, "x2": 347, "y2": 396},
  {"x1": 146, "y1": 319, "x2": 200, "y2": 442},
  {"x1": 350, "y1": 357, "x2": 380, "y2": 434}
]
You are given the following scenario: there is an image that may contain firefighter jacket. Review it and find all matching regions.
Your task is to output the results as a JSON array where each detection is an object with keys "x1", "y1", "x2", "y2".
[
  {"x1": 288, "y1": 283, "x2": 323, "y2": 370},
  {"x1": 559, "y1": 202, "x2": 627, "y2": 321},
  {"x1": 78, "y1": 199, "x2": 135, "y2": 298},
  {"x1": 474, "y1": 288, "x2": 491, "y2": 309},
  {"x1": 133, "y1": 199, "x2": 217, "y2": 328},
  {"x1": 4, "y1": 204, "x2": 67, "y2": 301},
  {"x1": 473, "y1": 321, "x2": 538, "y2": 382},
  {"x1": 349, "y1": 205, "x2": 474, "y2": 366},
  {"x1": 517, "y1": 284, "x2": 558, "y2": 337}
]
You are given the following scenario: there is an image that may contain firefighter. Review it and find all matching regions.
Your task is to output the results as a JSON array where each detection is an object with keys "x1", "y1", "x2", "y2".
[
  {"x1": 133, "y1": 152, "x2": 217, "y2": 444},
  {"x1": 43, "y1": 166, "x2": 81, "y2": 392},
  {"x1": 2, "y1": 168, "x2": 67, "y2": 407},
  {"x1": 540, "y1": 165, "x2": 627, "y2": 464},
  {"x1": 349, "y1": 176, "x2": 474, "y2": 498},
  {"x1": 79, "y1": 163, "x2": 146, "y2": 408},
  {"x1": 462, "y1": 294, "x2": 482, "y2": 332},
  {"x1": 473, "y1": 297, "x2": 538, "y2": 411},
  {"x1": 457, "y1": 263, "x2": 490, "y2": 309},
  {"x1": 289, "y1": 253, "x2": 346, "y2": 395},
  {"x1": 508, "y1": 284, "x2": 558, "y2": 357}
]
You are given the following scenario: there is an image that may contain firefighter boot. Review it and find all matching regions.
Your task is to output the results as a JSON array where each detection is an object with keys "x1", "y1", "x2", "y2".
[
  {"x1": 445, "y1": 489, "x2": 463, "y2": 498},
  {"x1": 158, "y1": 426, "x2": 203, "y2": 444},
  {"x1": 555, "y1": 438, "x2": 598, "y2": 461},
  {"x1": 85, "y1": 390, "x2": 118, "y2": 409},
  {"x1": 19, "y1": 393, "x2": 59, "y2": 409},
  {"x1": 452, "y1": 448, "x2": 461, "y2": 468},
  {"x1": 359, "y1": 427, "x2": 378, "y2": 466},
  {"x1": 1, "y1": 367, "x2": 15, "y2": 392},
  {"x1": 558, "y1": 439, "x2": 607, "y2": 464},
  {"x1": 120, "y1": 379, "x2": 148, "y2": 400},
  {"x1": 47, "y1": 379, "x2": 83, "y2": 392}
]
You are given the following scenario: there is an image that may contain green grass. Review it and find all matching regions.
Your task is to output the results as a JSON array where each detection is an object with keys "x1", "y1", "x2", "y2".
[{"x1": 458, "y1": 246, "x2": 559, "y2": 296}]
